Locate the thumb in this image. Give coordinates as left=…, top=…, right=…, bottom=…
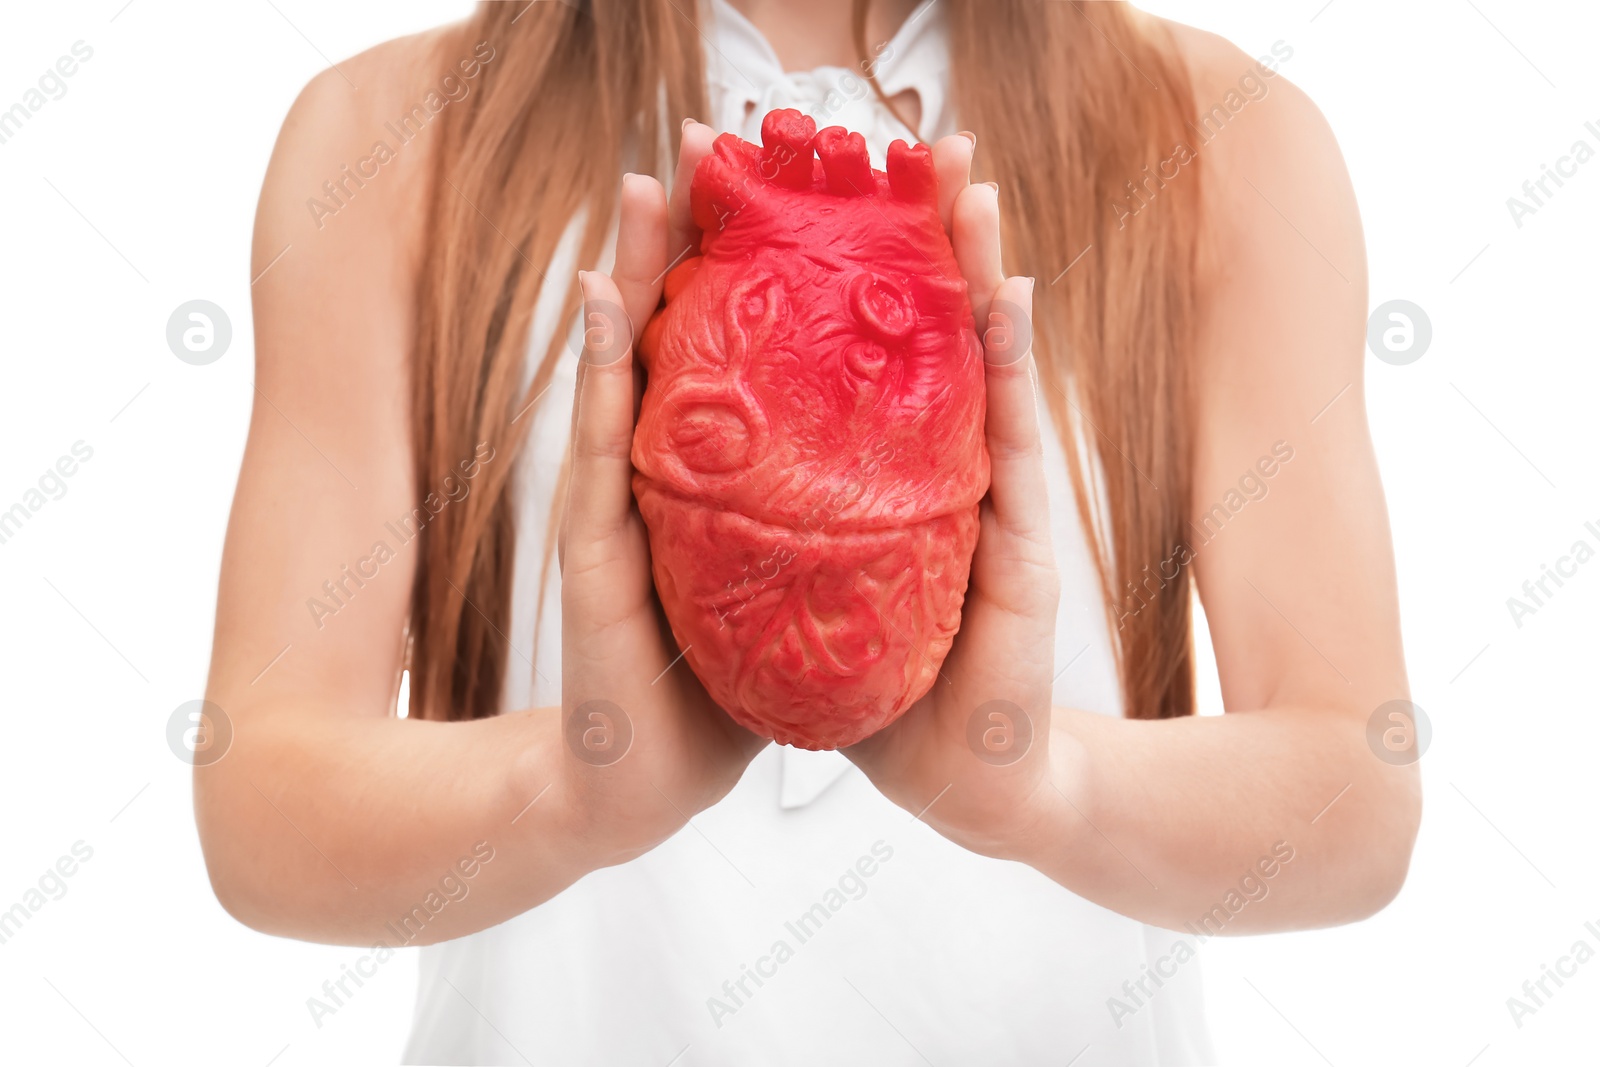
left=979, top=275, right=1051, bottom=550
left=560, top=269, right=637, bottom=569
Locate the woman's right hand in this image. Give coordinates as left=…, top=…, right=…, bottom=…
left=554, top=124, right=769, bottom=870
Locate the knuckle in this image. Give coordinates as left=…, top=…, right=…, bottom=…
left=989, top=434, right=1045, bottom=465
left=573, top=430, right=634, bottom=465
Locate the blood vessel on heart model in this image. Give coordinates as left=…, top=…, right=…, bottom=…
left=632, top=108, right=989, bottom=750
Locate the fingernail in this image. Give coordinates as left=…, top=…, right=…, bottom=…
left=682, top=116, right=697, bottom=131
left=1026, top=276, right=1037, bottom=296
left=983, top=181, right=999, bottom=195
left=958, top=130, right=977, bottom=148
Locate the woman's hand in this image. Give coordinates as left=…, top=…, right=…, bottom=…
left=843, top=134, right=1065, bottom=860
left=554, top=125, right=768, bottom=870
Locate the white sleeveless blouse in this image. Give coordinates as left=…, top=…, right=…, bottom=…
left=404, top=2, right=1213, bottom=1062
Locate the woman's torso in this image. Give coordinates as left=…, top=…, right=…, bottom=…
left=405, top=3, right=1212, bottom=1063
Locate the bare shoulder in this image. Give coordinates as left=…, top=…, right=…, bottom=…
left=246, top=22, right=500, bottom=478
left=1156, top=18, right=1367, bottom=377
left=249, top=22, right=501, bottom=404
left=1159, top=21, right=1339, bottom=177
left=253, top=23, right=488, bottom=283
left=1152, top=19, right=1363, bottom=287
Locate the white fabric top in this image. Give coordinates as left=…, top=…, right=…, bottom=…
left=403, top=2, right=1213, bottom=1063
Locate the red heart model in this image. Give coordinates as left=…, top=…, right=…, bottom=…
left=632, top=109, right=989, bottom=750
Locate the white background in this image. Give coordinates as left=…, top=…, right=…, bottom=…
left=0, top=2, right=1596, bottom=1064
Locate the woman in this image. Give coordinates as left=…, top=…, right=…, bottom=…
left=197, top=0, right=1420, bottom=1062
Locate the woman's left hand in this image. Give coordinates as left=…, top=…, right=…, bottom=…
left=843, top=134, right=1065, bottom=860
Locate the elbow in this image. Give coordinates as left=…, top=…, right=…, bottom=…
left=196, top=817, right=270, bottom=935
left=194, top=774, right=282, bottom=937
left=1350, top=764, right=1423, bottom=921
left=203, top=851, right=273, bottom=935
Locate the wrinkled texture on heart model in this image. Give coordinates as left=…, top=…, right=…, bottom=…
left=632, top=109, right=989, bottom=749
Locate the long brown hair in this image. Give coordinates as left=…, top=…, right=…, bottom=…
left=408, top=0, right=1199, bottom=723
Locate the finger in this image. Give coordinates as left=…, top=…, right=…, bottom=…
left=931, top=131, right=974, bottom=235
left=611, top=173, right=669, bottom=340
left=952, top=181, right=1004, bottom=324
left=564, top=270, right=638, bottom=548
left=980, top=275, right=1052, bottom=547
left=666, top=120, right=718, bottom=268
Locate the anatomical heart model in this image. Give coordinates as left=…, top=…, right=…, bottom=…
left=632, top=109, right=989, bottom=749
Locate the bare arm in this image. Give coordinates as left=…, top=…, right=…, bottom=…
left=1034, top=33, right=1418, bottom=932
left=196, top=36, right=758, bottom=946
left=847, top=32, right=1418, bottom=934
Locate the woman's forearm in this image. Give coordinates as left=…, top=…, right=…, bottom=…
left=195, top=706, right=586, bottom=947
left=1022, top=706, right=1421, bottom=934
